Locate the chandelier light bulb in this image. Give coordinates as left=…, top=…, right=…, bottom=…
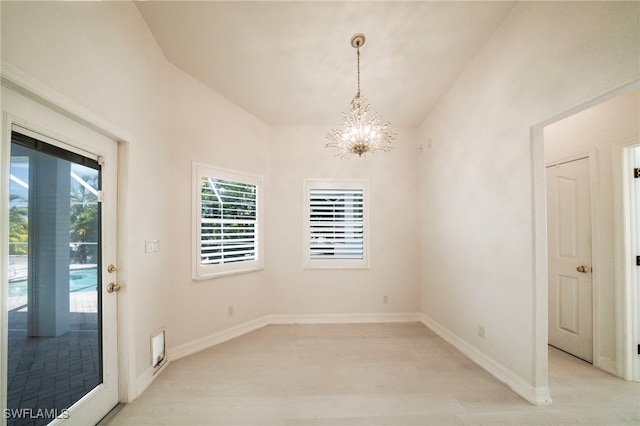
left=326, top=33, right=395, bottom=159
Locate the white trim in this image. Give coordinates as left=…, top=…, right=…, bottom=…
left=192, top=162, right=264, bottom=280
left=134, top=362, right=169, bottom=401
left=420, top=314, right=553, bottom=406
left=588, top=151, right=603, bottom=370
left=1, top=62, right=130, bottom=143
left=0, top=112, right=11, bottom=426
left=613, top=137, right=640, bottom=381
left=598, top=355, right=618, bottom=376
left=168, top=316, right=270, bottom=361
left=269, top=312, right=422, bottom=325
left=545, top=152, right=590, bottom=168
left=115, top=140, right=136, bottom=403
left=530, top=124, right=550, bottom=394
left=167, top=312, right=422, bottom=362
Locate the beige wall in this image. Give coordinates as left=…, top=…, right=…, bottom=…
left=267, top=125, right=421, bottom=316
left=544, top=89, right=640, bottom=370
left=1, top=0, right=420, bottom=397
left=165, top=63, right=272, bottom=350
left=2, top=0, right=639, bottom=406
left=418, top=0, right=639, bottom=400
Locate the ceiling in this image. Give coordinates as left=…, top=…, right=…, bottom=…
left=136, top=1, right=516, bottom=126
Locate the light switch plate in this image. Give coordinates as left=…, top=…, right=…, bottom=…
left=145, top=239, right=159, bottom=253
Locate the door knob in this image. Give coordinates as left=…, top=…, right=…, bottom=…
left=107, top=282, right=122, bottom=293
left=576, top=265, right=590, bottom=273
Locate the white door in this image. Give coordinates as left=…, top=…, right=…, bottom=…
left=547, top=157, right=593, bottom=362
left=3, top=87, right=119, bottom=425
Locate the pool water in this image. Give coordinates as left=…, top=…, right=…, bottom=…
left=8, top=267, right=97, bottom=298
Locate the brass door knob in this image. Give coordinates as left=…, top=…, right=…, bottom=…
left=107, top=282, right=122, bottom=293
left=576, top=265, right=590, bottom=273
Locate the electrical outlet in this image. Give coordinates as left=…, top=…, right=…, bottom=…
left=228, top=306, right=234, bottom=317
left=383, top=295, right=389, bottom=304
left=478, top=326, right=485, bottom=339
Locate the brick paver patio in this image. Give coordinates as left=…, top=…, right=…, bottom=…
left=6, top=292, right=100, bottom=426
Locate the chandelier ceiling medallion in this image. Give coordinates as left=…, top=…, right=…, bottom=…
left=326, top=33, right=396, bottom=159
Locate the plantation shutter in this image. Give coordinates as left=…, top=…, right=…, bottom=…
left=200, top=177, right=257, bottom=265
left=308, top=188, right=364, bottom=260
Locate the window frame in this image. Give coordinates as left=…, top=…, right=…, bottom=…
left=192, top=162, right=263, bottom=279
left=303, top=179, right=369, bottom=269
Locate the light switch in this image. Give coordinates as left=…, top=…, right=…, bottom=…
left=145, top=239, right=159, bottom=253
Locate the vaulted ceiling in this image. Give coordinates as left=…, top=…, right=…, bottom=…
left=136, top=1, right=516, bottom=126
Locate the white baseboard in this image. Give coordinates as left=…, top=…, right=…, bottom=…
left=133, top=366, right=154, bottom=399
left=268, top=312, right=422, bottom=325
left=597, top=355, right=617, bottom=376
left=167, top=312, right=421, bottom=363
left=168, top=316, right=270, bottom=362
left=134, top=358, right=169, bottom=398
left=419, top=313, right=552, bottom=406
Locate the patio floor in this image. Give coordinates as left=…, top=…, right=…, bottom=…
left=6, top=292, right=100, bottom=426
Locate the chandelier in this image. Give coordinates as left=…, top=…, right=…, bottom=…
left=326, top=33, right=395, bottom=158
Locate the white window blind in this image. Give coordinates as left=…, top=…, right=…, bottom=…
left=193, top=163, right=262, bottom=279
left=304, top=180, right=368, bottom=269
left=309, top=189, right=364, bottom=259
left=200, top=177, right=257, bottom=265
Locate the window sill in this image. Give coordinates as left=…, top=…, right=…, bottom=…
left=192, top=266, right=264, bottom=281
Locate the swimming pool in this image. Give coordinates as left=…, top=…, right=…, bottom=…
left=8, top=267, right=97, bottom=298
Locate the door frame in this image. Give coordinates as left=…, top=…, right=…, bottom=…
left=0, top=63, right=136, bottom=421
left=531, top=77, right=640, bottom=397
left=545, top=151, right=599, bottom=364
left=613, top=138, right=640, bottom=381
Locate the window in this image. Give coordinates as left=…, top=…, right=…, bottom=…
left=304, top=179, right=369, bottom=269
left=193, top=163, right=262, bottom=279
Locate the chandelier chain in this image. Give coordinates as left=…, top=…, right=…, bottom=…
left=356, top=46, right=361, bottom=97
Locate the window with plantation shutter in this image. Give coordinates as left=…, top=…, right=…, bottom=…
left=193, top=163, right=262, bottom=279
left=304, top=179, right=369, bottom=269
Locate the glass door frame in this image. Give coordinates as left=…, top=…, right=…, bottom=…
left=1, top=88, right=123, bottom=425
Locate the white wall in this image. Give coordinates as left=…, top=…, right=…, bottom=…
left=3, top=0, right=638, bottom=408
left=1, top=1, right=272, bottom=397
left=0, top=1, right=420, bottom=402
left=544, top=89, right=640, bottom=370
left=165, top=64, right=272, bottom=351
left=267, top=126, right=421, bottom=317
left=418, top=0, right=639, bottom=401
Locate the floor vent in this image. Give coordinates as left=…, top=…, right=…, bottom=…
left=151, top=329, right=166, bottom=373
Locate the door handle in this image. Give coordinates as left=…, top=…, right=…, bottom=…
left=107, top=282, right=122, bottom=293
left=576, top=265, right=590, bottom=273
